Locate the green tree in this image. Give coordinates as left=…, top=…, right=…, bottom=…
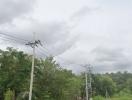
left=93, top=75, right=116, bottom=96
left=126, top=78, right=132, bottom=92
left=0, top=48, right=32, bottom=99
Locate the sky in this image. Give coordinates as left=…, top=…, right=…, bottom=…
left=0, top=0, right=132, bottom=73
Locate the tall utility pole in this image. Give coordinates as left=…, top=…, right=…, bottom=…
left=85, top=69, right=89, bottom=100
left=26, top=33, right=42, bottom=100
left=83, top=64, right=93, bottom=100
left=88, top=67, right=92, bottom=100
left=105, top=89, right=110, bottom=100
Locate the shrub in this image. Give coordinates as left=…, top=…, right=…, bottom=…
left=93, top=95, right=104, bottom=100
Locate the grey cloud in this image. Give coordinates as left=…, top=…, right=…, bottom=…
left=91, top=47, right=132, bottom=72
left=92, top=47, right=124, bottom=62
left=0, top=3, right=96, bottom=57
left=1, top=0, right=132, bottom=74
left=2, top=19, right=79, bottom=56
left=27, top=21, right=78, bottom=56
left=70, top=6, right=99, bottom=21
left=69, top=6, right=99, bottom=29
left=0, top=0, right=35, bottom=24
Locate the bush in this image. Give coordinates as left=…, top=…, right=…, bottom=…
left=93, top=95, right=104, bottom=100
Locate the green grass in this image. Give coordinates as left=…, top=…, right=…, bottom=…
left=111, top=98, right=132, bottom=100
left=111, top=92, right=132, bottom=100
left=111, top=96, right=132, bottom=100
left=93, top=96, right=105, bottom=100
left=93, top=95, right=132, bottom=100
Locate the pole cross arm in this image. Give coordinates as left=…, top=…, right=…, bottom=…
left=26, top=40, right=42, bottom=48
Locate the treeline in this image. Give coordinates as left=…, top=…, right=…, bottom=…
left=106, top=71, right=132, bottom=95
left=0, top=47, right=82, bottom=100
left=0, top=48, right=132, bottom=100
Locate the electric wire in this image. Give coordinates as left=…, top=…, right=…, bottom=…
left=38, top=45, right=79, bottom=66
left=0, top=33, right=27, bottom=44
left=0, top=32, right=80, bottom=67
left=0, top=33, right=48, bottom=59
left=0, top=36, right=26, bottom=44
left=0, top=32, right=28, bottom=42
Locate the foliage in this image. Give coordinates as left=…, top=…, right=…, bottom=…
left=0, top=48, right=32, bottom=100
left=4, top=89, right=14, bottom=100
left=80, top=73, right=116, bottom=98
left=0, top=48, right=81, bottom=100
left=106, top=71, right=132, bottom=94
left=0, top=47, right=132, bottom=100
left=93, top=75, right=116, bottom=96
left=93, top=95, right=104, bottom=100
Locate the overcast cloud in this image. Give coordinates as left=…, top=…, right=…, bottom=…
left=0, top=0, right=35, bottom=24
left=0, top=0, right=132, bottom=73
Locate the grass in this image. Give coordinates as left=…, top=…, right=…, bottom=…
left=111, top=95, right=132, bottom=100
left=93, top=95, right=132, bottom=100
left=111, top=97, right=132, bottom=100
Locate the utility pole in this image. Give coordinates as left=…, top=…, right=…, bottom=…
left=105, top=89, right=110, bottom=100
left=85, top=69, right=89, bottom=100
left=106, top=90, right=108, bottom=100
left=83, top=64, right=93, bottom=100
left=26, top=33, right=42, bottom=100
left=88, top=67, right=92, bottom=100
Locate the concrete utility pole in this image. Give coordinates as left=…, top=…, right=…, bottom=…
left=105, top=89, right=111, bottom=100
left=85, top=69, right=89, bottom=100
left=26, top=33, right=42, bottom=100
left=83, top=64, right=93, bottom=100
left=88, top=67, right=92, bottom=100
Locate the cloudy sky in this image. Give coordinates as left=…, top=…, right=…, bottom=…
left=0, top=0, right=132, bottom=73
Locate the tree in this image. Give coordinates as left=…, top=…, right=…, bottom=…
left=0, top=48, right=32, bottom=99
left=33, top=57, right=81, bottom=100
left=0, top=48, right=82, bottom=100
left=80, top=73, right=116, bottom=98
left=93, top=75, right=116, bottom=96
left=126, top=78, right=132, bottom=93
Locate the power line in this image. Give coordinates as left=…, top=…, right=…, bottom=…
left=40, top=47, right=77, bottom=66
left=0, top=32, right=28, bottom=45
left=36, top=48, right=49, bottom=57
left=0, top=33, right=49, bottom=59
left=0, top=37, right=14, bottom=43
left=0, top=32, right=28, bottom=42
left=38, top=45, right=80, bottom=66
left=0, top=32, right=80, bottom=68
left=0, top=36, right=26, bottom=44
left=0, top=32, right=80, bottom=66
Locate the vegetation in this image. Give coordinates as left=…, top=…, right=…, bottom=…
left=0, top=47, right=132, bottom=100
